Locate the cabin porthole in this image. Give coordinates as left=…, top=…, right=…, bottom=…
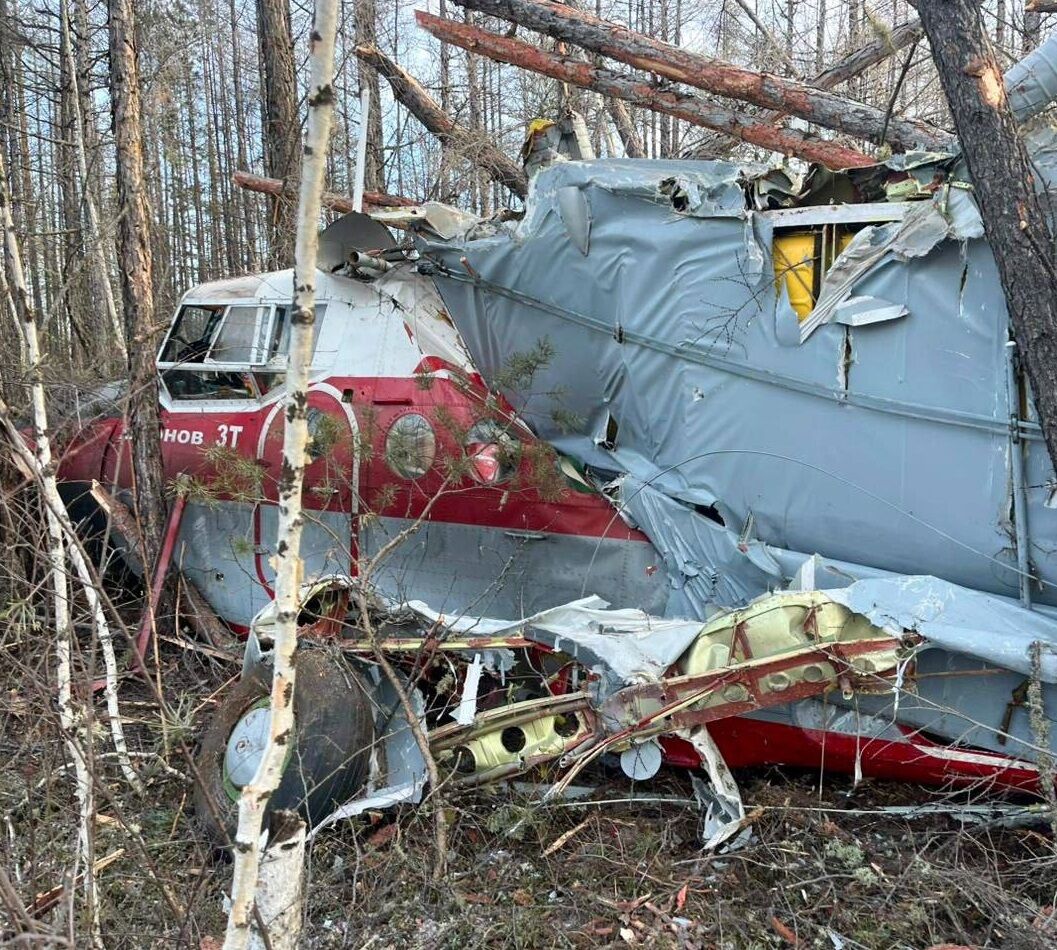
left=385, top=413, right=436, bottom=479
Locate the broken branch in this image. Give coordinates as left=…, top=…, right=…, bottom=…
left=812, top=17, right=923, bottom=90
left=444, top=0, right=954, bottom=152
left=354, top=43, right=529, bottom=198
left=415, top=13, right=876, bottom=169
left=232, top=169, right=414, bottom=211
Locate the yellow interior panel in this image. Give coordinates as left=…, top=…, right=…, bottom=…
left=773, top=232, right=817, bottom=320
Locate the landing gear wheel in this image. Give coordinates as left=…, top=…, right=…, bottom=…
left=194, top=649, right=375, bottom=845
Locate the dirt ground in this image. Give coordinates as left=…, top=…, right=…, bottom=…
left=3, top=621, right=1057, bottom=949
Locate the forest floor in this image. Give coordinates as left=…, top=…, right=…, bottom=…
left=4, top=610, right=1057, bottom=949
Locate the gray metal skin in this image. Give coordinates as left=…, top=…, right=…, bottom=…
left=1006, top=33, right=1057, bottom=124
left=361, top=515, right=669, bottom=620
left=417, top=157, right=1057, bottom=758
left=419, top=159, right=1052, bottom=608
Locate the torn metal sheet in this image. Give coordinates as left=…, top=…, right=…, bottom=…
left=799, top=190, right=981, bottom=341
left=681, top=727, right=748, bottom=851
left=615, top=475, right=785, bottom=617
left=405, top=594, right=705, bottom=682
left=374, top=267, right=475, bottom=371
left=418, top=156, right=1055, bottom=616
left=824, top=575, right=1057, bottom=683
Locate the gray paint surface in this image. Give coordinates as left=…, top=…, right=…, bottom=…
left=418, top=159, right=1055, bottom=612
left=361, top=515, right=670, bottom=620
left=177, top=500, right=353, bottom=628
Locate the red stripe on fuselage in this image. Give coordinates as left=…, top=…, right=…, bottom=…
left=57, top=375, right=649, bottom=544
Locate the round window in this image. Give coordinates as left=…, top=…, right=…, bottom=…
left=465, top=419, right=520, bottom=485
left=385, top=413, right=436, bottom=479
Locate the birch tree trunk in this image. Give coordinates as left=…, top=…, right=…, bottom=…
left=0, top=145, right=100, bottom=947
left=223, top=1, right=339, bottom=946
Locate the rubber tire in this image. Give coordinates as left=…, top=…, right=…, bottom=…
left=194, top=649, right=375, bottom=845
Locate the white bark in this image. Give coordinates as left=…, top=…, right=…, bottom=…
left=222, top=2, right=340, bottom=946
left=0, top=156, right=140, bottom=793
left=59, top=0, right=126, bottom=363
left=248, top=815, right=306, bottom=950
left=3, top=418, right=143, bottom=794
left=0, top=147, right=100, bottom=944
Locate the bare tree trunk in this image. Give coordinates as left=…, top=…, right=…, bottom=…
left=185, top=59, right=207, bottom=283
left=107, top=0, right=168, bottom=598
left=1024, top=8, right=1042, bottom=54
left=464, top=10, right=489, bottom=212
left=56, top=17, right=86, bottom=362
left=355, top=43, right=529, bottom=197
left=416, top=13, right=876, bottom=169
left=445, top=0, right=953, bottom=151
left=438, top=0, right=454, bottom=192
left=257, top=0, right=300, bottom=267
left=223, top=2, right=339, bottom=946
left=918, top=0, right=1057, bottom=475
left=608, top=97, right=646, bottom=157
left=815, top=0, right=826, bottom=73
left=61, top=0, right=126, bottom=363
left=354, top=0, right=385, bottom=192
left=0, top=145, right=100, bottom=947
left=229, top=0, right=260, bottom=271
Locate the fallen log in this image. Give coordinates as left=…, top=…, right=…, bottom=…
left=354, top=43, right=528, bottom=198
left=812, top=18, right=923, bottom=90
left=178, top=574, right=234, bottom=649
left=445, top=0, right=954, bottom=152
left=233, top=169, right=415, bottom=211
left=415, top=13, right=876, bottom=169
left=90, top=478, right=142, bottom=552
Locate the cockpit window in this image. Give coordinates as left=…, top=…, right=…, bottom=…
left=158, top=302, right=325, bottom=402
left=159, top=304, right=226, bottom=363
left=211, top=306, right=260, bottom=362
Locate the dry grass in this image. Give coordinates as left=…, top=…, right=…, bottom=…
left=1, top=472, right=1056, bottom=948
left=3, top=616, right=1057, bottom=949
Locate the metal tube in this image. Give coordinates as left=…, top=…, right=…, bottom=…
left=1005, top=341, right=1033, bottom=608
left=133, top=490, right=189, bottom=670
left=1005, top=33, right=1057, bottom=124
left=353, top=87, right=370, bottom=213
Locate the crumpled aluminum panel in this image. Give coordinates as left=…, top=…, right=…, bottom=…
left=418, top=158, right=1056, bottom=612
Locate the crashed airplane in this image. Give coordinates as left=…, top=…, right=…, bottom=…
left=54, top=35, right=1057, bottom=846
